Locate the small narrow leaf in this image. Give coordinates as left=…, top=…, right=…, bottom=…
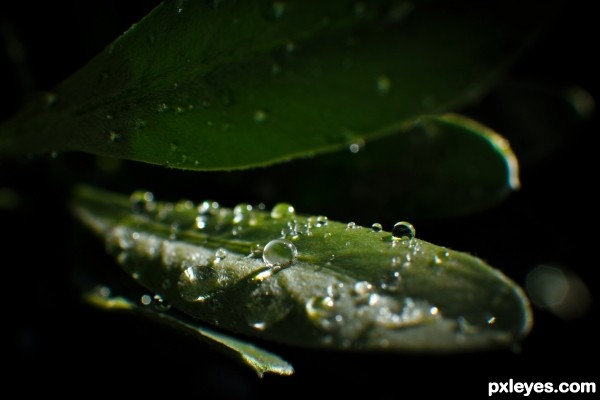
left=84, top=287, right=294, bottom=377
left=1, top=0, right=557, bottom=170
left=72, top=185, right=532, bottom=352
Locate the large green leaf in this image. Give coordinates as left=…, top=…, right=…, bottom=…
left=1, top=0, right=555, bottom=170
left=72, top=185, right=532, bottom=353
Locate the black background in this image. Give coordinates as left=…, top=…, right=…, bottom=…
left=2, top=1, right=597, bottom=397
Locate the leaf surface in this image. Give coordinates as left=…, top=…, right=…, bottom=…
left=1, top=0, right=555, bottom=170
left=72, top=185, right=532, bottom=352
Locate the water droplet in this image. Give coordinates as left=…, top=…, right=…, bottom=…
left=233, top=203, right=253, bottom=223
left=153, top=294, right=171, bottom=311
left=353, top=281, right=373, bottom=296
left=262, top=239, right=297, bottom=268
left=175, top=199, right=194, bottom=211
left=178, top=265, right=217, bottom=302
left=326, top=283, right=344, bottom=300
left=285, top=41, right=295, bottom=53
left=130, top=190, right=155, bottom=213
left=157, top=103, right=168, bottom=112
left=140, top=294, right=152, bottom=306
left=272, top=1, right=286, bottom=19
left=315, top=216, right=328, bottom=227
left=252, top=268, right=276, bottom=282
left=198, top=200, right=220, bottom=215
left=346, top=221, right=359, bottom=229
left=252, top=321, right=267, bottom=331
left=195, top=216, right=207, bottom=229
left=93, top=286, right=111, bottom=298
left=250, top=243, right=264, bottom=257
left=392, top=221, right=415, bottom=240
left=254, top=109, right=267, bottom=122
left=305, top=296, right=335, bottom=320
left=433, top=255, right=443, bottom=265
left=215, top=248, right=227, bottom=260
left=486, top=315, right=496, bottom=325
left=270, top=203, right=295, bottom=219
left=108, top=131, right=121, bottom=143
left=349, top=143, right=360, bottom=153
left=376, top=75, right=391, bottom=94
left=105, top=114, right=113, bottom=120
left=371, top=223, right=382, bottom=232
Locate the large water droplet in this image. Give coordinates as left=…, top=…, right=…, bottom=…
left=178, top=265, right=217, bottom=302
left=392, top=221, right=415, bottom=240
left=270, top=203, right=295, bottom=219
left=262, top=239, right=297, bottom=267
left=371, top=223, right=382, bottom=232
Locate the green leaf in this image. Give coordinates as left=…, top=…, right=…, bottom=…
left=1, top=0, right=556, bottom=170
left=242, top=113, right=520, bottom=220
left=72, top=185, right=532, bottom=353
left=84, top=287, right=294, bottom=377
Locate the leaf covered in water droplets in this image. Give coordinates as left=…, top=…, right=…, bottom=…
left=0, top=0, right=558, bottom=170
left=72, top=185, right=532, bottom=361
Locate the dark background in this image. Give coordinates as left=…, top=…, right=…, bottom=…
left=1, top=1, right=597, bottom=397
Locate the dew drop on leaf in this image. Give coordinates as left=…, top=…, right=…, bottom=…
left=233, top=203, right=253, bottom=223
left=371, top=223, right=382, bottom=232
left=392, top=221, right=415, bottom=240
left=140, top=294, right=152, bottom=306
left=270, top=203, right=295, bottom=219
left=262, top=239, right=297, bottom=267
left=153, top=294, right=171, bottom=311
left=130, top=190, right=154, bottom=213
left=178, top=265, right=217, bottom=302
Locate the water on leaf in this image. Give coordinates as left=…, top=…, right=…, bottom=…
left=270, top=203, right=295, bottom=219
left=233, top=203, right=253, bottom=223
left=153, top=294, right=171, bottom=311
left=198, top=200, right=219, bottom=215
left=140, top=294, right=152, bottom=306
left=262, top=239, right=297, bottom=267
left=130, top=190, right=154, bottom=213
left=178, top=265, right=218, bottom=302
left=392, top=221, right=415, bottom=240
left=371, top=223, right=383, bottom=232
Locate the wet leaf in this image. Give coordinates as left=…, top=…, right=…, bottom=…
left=1, top=0, right=557, bottom=170
left=72, top=185, right=532, bottom=354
